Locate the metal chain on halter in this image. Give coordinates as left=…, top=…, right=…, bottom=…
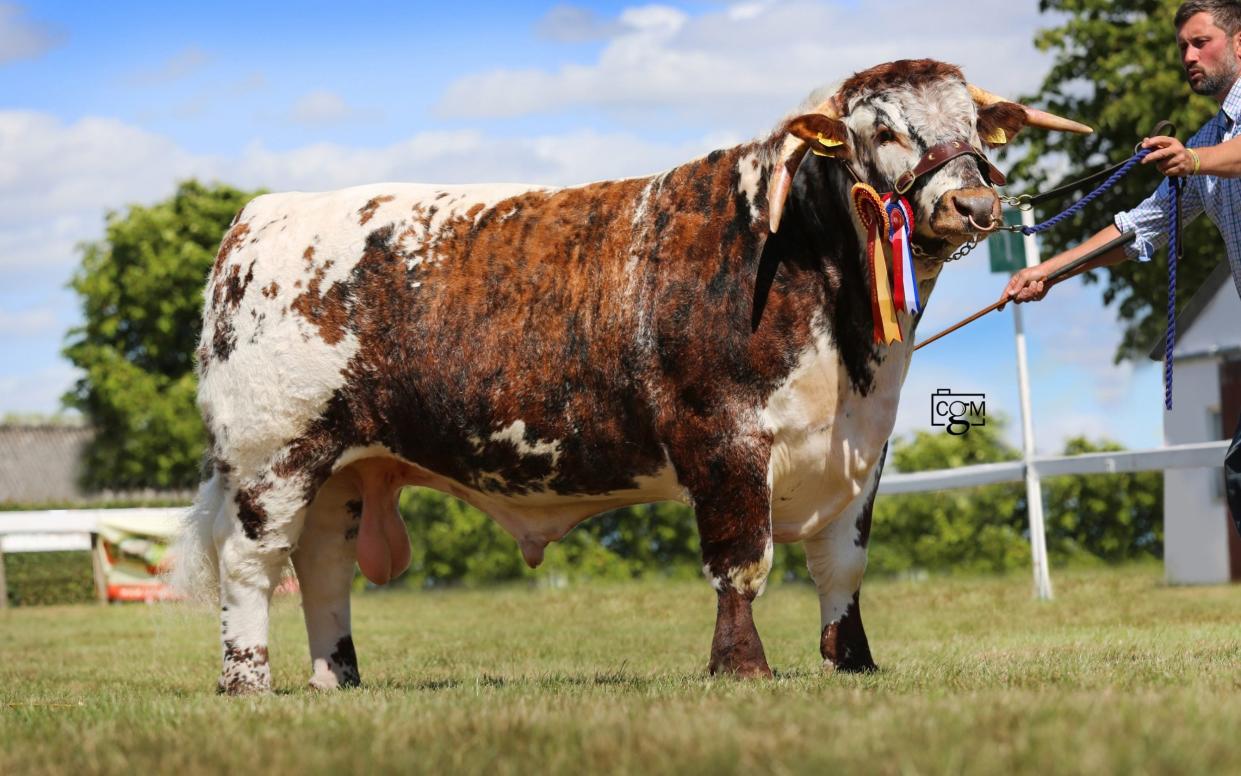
left=988, top=148, right=1154, bottom=236
left=911, top=239, right=979, bottom=263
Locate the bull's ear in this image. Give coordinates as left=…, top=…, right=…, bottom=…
left=785, top=113, right=850, bottom=157
left=768, top=113, right=849, bottom=233
left=976, top=101, right=1027, bottom=148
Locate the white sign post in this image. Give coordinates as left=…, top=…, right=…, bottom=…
left=1017, top=210, right=1053, bottom=599
left=993, top=209, right=1054, bottom=600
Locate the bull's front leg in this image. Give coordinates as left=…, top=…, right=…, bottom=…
left=681, top=442, right=775, bottom=679
left=292, top=473, right=363, bottom=690
left=804, top=456, right=883, bottom=673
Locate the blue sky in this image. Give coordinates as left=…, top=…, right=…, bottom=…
left=0, top=0, right=1170, bottom=453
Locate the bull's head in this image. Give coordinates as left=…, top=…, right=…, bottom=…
left=767, top=60, right=1090, bottom=258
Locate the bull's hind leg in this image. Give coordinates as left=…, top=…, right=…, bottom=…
left=215, top=473, right=310, bottom=694
left=804, top=457, right=884, bottom=673
left=292, top=472, right=363, bottom=690
left=679, top=442, right=775, bottom=679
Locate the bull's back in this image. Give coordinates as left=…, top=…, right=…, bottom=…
left=198, top=178, right=670, bottom=496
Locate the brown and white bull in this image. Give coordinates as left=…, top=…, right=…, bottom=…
left=175, top=59, right=1088, bottom=693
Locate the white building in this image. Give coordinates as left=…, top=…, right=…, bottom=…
left=1159, top=261, right=1241, bottom=584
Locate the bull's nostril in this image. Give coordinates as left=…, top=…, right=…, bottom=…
left=954, top=194, right=997, bottom=226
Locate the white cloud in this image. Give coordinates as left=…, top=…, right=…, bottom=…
left=0, top=3, right=60, bottom=65
left=215, top=128, right=725, bottom=192
left=726, top=1, right=777, bottom=22
left=0, top=0, right=1133, bottom=437
left=167, top=71, right=268, bottom=120
left=126, top=45, right=211, bottom=86
left=0, top=111, right=200, bottom=270
left=537, top=5, right=622, bottom=42
left=0, top=362, right=80, bottom=415
left=287, top=89, right=376, bottom=126
left=0, top=306, right=56, bottom=335
left=437, top=0, right=1052, bottom=130
left=0, top=111, right=196, bottom=217
left=0, top=105, right=728, bottom=269
left=1036, top=410, right=1116, bottom=449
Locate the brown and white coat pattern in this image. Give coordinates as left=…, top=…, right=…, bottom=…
left=177, top=59, right=1044, bottom=692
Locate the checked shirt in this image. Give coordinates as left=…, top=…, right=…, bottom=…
left=1114, top=77, right=1241, bottom=299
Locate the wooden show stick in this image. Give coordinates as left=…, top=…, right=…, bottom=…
left=913, top=231, right=1137, bottom=352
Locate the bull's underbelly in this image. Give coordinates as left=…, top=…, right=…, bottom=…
left=329, top=445, right=685, bottom=573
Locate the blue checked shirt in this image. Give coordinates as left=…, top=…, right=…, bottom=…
left=1114, top=78, right=1241, bottom=298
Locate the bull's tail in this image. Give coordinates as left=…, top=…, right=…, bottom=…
left=167, top=469, right=226, bottom=603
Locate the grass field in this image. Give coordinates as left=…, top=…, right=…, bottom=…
left=2, top=563, right=1239, bottom=775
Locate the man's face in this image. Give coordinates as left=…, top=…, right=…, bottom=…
left=1178, top=11, right=1241, bottom=98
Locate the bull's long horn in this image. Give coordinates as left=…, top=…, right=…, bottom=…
left=967, top=84, right=1093, bottom=134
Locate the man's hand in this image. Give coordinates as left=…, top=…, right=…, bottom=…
left=998, top=265, right=1051, bottom=309
left=1141, top=135, right=1197, bottom=176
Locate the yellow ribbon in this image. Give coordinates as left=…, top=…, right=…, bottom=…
left=850, top=183, right=902, bottom=345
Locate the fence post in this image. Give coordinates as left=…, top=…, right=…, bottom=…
left=1017, top=209, right=1054, bottom=600
left=0, top=543, right=7, bottom=609
left=90, top=533, right=108, bottom=604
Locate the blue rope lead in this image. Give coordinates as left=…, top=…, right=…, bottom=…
left=1166, top=176, right=1182, bottom=411
left=1019, top=149, right=1152, bottom=236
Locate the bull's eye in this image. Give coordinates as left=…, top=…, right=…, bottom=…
left=875, top=126, right=898, bottom=145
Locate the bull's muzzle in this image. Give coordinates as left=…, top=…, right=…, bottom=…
left=935, top=187, right=1002, bottom=235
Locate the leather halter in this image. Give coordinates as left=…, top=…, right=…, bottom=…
left=894, top=139, right=1006, bottom=194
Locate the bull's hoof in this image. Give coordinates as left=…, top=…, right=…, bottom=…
left=821, top=657, right=878, bottom=674
left=709, top=642, right=774, bottom=678
left=710, top=658, right=775, bottom=679
left=308, top=665, right=361, bottom=691
left=217, top=647, right=273, bottom=696
left=216, top=674, right=272, bottom=695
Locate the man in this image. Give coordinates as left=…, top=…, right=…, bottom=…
left=1001, top=0, right=1241, bottom=538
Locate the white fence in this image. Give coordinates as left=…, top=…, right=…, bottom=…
left=0, top=507, right=183, bottom=607
left=879, top=439, right=1228, bottom=492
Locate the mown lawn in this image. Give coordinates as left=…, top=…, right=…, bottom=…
left=1, top=564, right=1239, bottom=775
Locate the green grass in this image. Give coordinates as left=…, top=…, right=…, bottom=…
left=2, top=564, right=1239, bottom=774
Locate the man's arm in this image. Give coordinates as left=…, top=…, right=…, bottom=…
left=999, top=139, right=1207, bottom=307
left=1143, top=134, right=1241, bottom=177
left=998, top=223, right=1130, bottom=305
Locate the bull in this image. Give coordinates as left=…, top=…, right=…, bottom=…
left=174, top=59, right=1088, bottom=693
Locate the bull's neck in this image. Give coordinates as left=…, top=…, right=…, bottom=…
left=794, top=154, right=944, bottom=307
left=763, top=147, right=938, bottom=394
left=644, top=139, right=784, bottom=247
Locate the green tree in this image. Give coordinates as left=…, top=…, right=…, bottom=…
left=1044, top=437, right=1163, bottom=561
left=1008, top=0, right=1220, bottom=361
left=63, top=180, right=261, bottom=490
left=871, top=417, right=1030, bottom=575
left=871, top=417, right=1164, bottom=575
left=396, top=488, right=706, bottom=587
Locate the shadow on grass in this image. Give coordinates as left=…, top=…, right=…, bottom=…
left=358, top=662, right=877, bottom=694
left=363, top=666, right=683, bottom=694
